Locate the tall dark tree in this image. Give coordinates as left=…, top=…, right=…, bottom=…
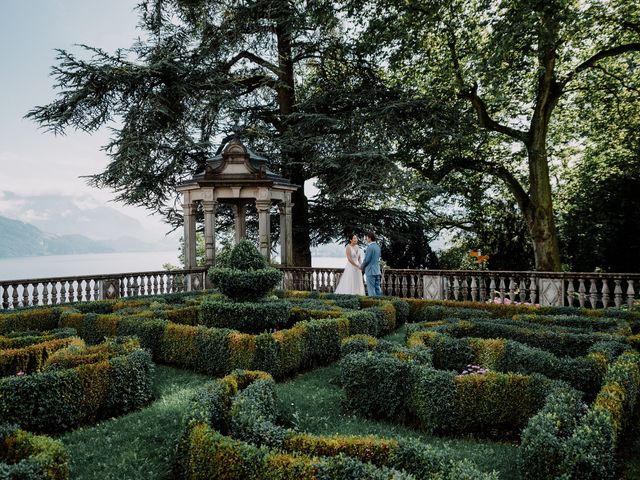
left=28, top=0, right=412, bottom=266
left=347, top=0, right=640, bottom=271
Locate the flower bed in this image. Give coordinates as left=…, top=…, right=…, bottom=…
left=0, top=424, right=69, bottom=480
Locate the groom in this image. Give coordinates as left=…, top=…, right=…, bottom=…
left=361, top=232, right=382, bottom=296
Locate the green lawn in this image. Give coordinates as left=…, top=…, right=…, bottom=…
left=61, top=366, right=209, bottom=480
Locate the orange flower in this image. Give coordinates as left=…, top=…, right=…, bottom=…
left=469, top=250, right=479, bottom=257
left=476, top=255, right=490, bottom=263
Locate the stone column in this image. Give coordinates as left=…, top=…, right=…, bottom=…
left=256, top=200, right=271, bottom=261
left=279, top=202, right=294, bottom=266
left=203, top=200, right=217, bottom=267
left=182, top=201, right=197, bottom=269
left=233, top=202, right=247, bottom=244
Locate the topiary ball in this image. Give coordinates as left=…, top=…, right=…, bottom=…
left=227, top=240, right=267, bottom=270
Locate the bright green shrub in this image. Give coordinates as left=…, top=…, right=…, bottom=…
left=0, top=308, right=61, bottom=335
left=0, top=424, right=69, bottom=480
left=199, top=299, right=292, bottom=333
left=341, top=335, right=378, bottom=356
left=209, top=267, right=283, bottom=302
left=73, top=300, right=114, bottom=314
left=343, top=310, right=380, bottom=336
left=341, top=352, right=413, bottom=420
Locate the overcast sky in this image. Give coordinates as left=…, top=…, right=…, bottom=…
left=0, top=1, right=170, bottom=235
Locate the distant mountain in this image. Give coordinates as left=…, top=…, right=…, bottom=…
left=0, top=216, right=115, bottom=258
left=0, top=191, right=151, bottom=241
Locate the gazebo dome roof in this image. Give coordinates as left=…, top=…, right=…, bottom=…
left=182, top=135, right=298, bottom=190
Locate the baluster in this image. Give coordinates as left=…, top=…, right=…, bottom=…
left=489, top=277, right=496, bottom=303
left=601, top=280, right=610, bottom=309
left=589, top=279, right=598, bottom=309
left=60, top=281, right=67, bottom=304
left=529, top=277, right=537, bottom=305
left=566, top=280, right=575, bottom=307
left=508, top=277, right=517, bottom=303
left=614, top=279, right=623, bottom=308
left=410, top=275, right=416, bottom=298
left=518, top=279, right=526, bottom=303
left=470, top=277, right=478, bottom=302
left=160, top=274, right=167, bottom=294
left=577, top=279, right=586, bottom=308
left=401, top=275, right=408, bottom=297
left=85, top=280, right=91, bottom=301
left=2, top=286, right=8, bottom=309
left=627, top=280, right=635, bottom=309
left=498, top=277, right=506, bottom=304
left=453, top=276, right=460, bottom=301
left=92, top=279, right=99, bottom=301
left=12, top=284, right=19, bottom=308
left=51, top=282, right=58, bottom=305
left=126, top=276, right=133, bottom=297
left=150, top=275, right=156, bottom=295
left=41, top=282, right=49, bottom=305
left=70, top=281, right=78, bottom=303
left=461, top=276, right=469, bottom=300
left=22, top=283, right=29, bottom=307
left=32, top=282, right=40, bottom=306
left=479, top=276, right=487, bottom=301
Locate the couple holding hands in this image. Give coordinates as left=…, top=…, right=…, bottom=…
left=334, top=232, right=382, bottom=297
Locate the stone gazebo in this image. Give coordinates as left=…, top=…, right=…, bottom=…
left=177, top=135, right=299, bottom=269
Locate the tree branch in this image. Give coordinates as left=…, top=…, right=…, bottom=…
left=226, top=50, right=279, bottom=76
left=461, top=83, right=529, bottom=143
left=561, top=43, right=640, bottom=86
left=235, top=74, right=279, bottom=95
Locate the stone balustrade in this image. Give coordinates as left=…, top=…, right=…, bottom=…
left=0, top=268, right=208, bottom=310
left=1, top=266, right=638, bottom=310
left=279, top=267, right=640, bottom=309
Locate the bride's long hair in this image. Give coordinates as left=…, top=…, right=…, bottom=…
left=346, top=233, right=357, bottom=246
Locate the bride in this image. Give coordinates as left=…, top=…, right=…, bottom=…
left=334, top=234, right=366, bottom=295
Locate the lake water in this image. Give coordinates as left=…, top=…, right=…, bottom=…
left=0, top=251, right=346, bottom=281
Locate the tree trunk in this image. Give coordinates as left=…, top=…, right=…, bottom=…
left=525, top=144, right=561, bottom=271
left=276, top=16, right=312, bottom=266
left=291, top=170, right=312, bottom=266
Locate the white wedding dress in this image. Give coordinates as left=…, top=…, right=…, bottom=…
left=334, top=245, right=366, bottom=295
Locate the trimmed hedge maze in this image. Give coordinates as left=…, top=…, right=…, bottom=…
left=177, top=370, right=496, bottom=480
left=339, top=299, right=640, bottom=479
left=1, top=266, right=640, bottom=479
left=0, top=336, right=154, bottom=433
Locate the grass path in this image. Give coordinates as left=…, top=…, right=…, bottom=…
left=61, top=366, right=209, bottom=480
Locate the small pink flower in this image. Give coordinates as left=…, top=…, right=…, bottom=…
left=16, top=371, right=25, bottom=376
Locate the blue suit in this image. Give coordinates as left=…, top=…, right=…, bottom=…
left=361, top=242, right=382, bottom=296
